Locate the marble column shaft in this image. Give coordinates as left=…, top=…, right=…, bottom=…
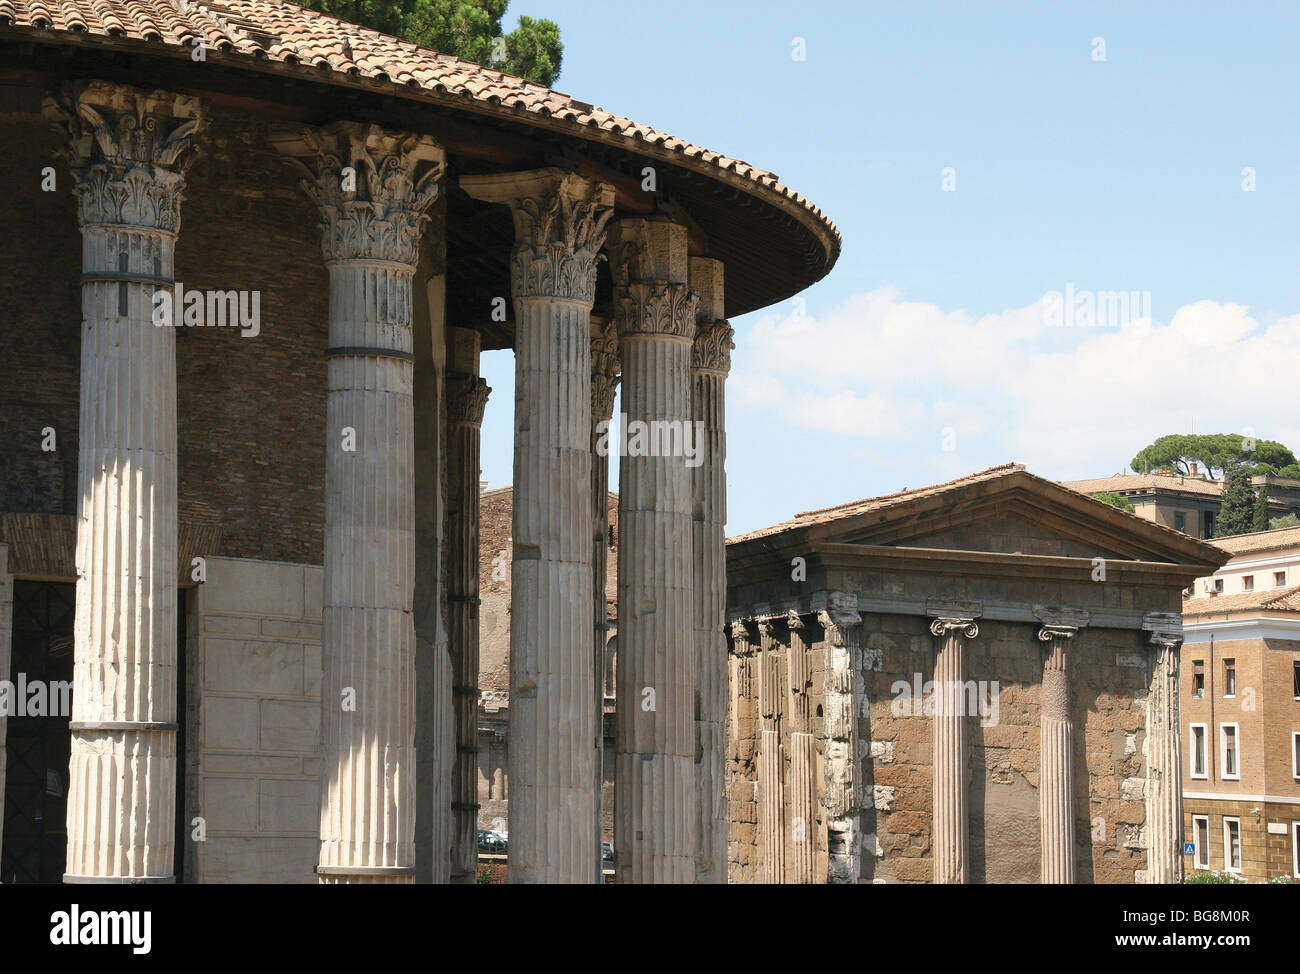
left=447, top=370, right=489, bottom=882
left=462, top=170, right=613, bottom=883
left=1145, top=627, right=1184, bottom=884
left=281, top=123, right=443, bottom=883
left=47, top=82, right=205, bottom=883
left=689, top=257, right=731, bottom=884
left=929, top=616, right=978, bottom=884
left=611, top=218, right=699, bottom=883
left=590, top=318, right=619, bottom=882
left=757, top=620, right=784, bottom=883
left=786, top=612, right=815, bottom=884
left=1038, top=625, right=1078, bottom=884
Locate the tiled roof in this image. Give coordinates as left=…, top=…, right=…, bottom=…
left=1063, top=474, right=1223, bottom=498
left=1183, top=583, right=1300, bottom=616
left=727, top=463, right=1026, bottom=544
left=0, top=0, right=838, bottom=250
left=1211, top=525, right=1300, bottom=555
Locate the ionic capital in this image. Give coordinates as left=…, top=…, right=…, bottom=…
left=44, top=81, right=207, bottom=233
left=448, top=376, right=490, bottom=426
left=273, top=123, right=444, bottom=267
left=930, top=617, right=979, bottom=640
left=692, top=318, right=735, bottom=375
left=1036, top=625, right=1078, bottom=644
left=815, top=591, right=862, bottom=644
left=461, top=168, right=614, bottom=305
left=1143, top=611, right=1183, bottom=651
left=786, top=609, right=806, bottom=631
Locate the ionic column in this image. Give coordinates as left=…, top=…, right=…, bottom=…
left=610, top=218, right=699, bottom=884
left=928, top=614, right=979, bottom=884
left=1038, top=623, right=1079, bottom=884
left=447, top=339, right=490, bottom=883
left=278, top=123, right=444, bottom=883
left=817, top=592, right=863, bottom=883
left=1144, top=613, right=1185, bottom=884
left=786, top=611, right=816, bottom=884
left=590, top=316, right=619, bottom=883
left=462, top=170, right=614, bottom=883
left=46, top=82, right=205, bottom=883
left=689, top=258, right=732, bottom=884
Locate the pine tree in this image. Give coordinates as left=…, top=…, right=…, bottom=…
left=1252, top=485, right=1271, bottom=532
left=1215, top=464, right=1257, bottom=537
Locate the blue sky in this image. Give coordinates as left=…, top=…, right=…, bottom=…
left=478, top=0, right=1300, bottom=535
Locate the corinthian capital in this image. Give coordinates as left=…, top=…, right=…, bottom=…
left=591, top=318, right=620, bottom=421
left=272, top=123, right=444, bottom=266
left=448, top=376, right=491, bottom=426
left=615, top=282, right=699, bottom=340
left=692, top=318, right=735, bottom=374
left=460, top=168, right=614, bottom=305
left=44, top=81, right=207, bottom=232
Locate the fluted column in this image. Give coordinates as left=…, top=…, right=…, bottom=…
left=277, top=123, right=443, bottom=883
left=1144, top=615, right=1184, bottom=884
left=689, top=258, right=732, bottom=883
left=447, top=364, right=490, bottom=883
left=45, top=82, right=205, bottom=883
left=786, top=611, right=815, bottom=884
left=817, top=592, right=863, bottom=883
left=928, top=615, right=978, bottom=884
left=590, top=317, right=619, bottom=882
left=757, top=620, right=785, bottom=883
left=1038, top=623, right=1079, bottom=884
left=610, top=218, right=699, bottom=884
left=462, top=169, right=614, bottom=883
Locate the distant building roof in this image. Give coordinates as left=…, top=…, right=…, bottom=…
left=1183, top=583, right=1300, bottom=616
left=1208, top=524, right=1300, bottom=556
left=1063, top=474, right=1223, bottom=498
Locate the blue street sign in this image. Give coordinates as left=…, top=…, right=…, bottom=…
left=1183, top=842, right=1195, bottom=854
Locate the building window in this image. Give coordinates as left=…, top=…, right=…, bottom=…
left=1223, top=658, right=1236, bottom=697
left=1190, top=723, right=1208, bottom=778
left=1214, top=578, right=1225, bottom=593
left=1205, top=510, right=1216, bottom=536
left=1293, top=731, right=1300, bottom=780
left=1293, top=822, right=1300, bottom=879
left=1276, top=571, right=1287, bottom=587
left=1193, top=815, right=1210, bottom=869
left=1243, top=575, right=1255, bottom=592
left=1221, top=723, right=1240, bottom=780
left=1175, top=511, right=1186, bottom=533
left=1223, top=818, right=1242, bottom=873
left=1192, top=661, right=1205, bottom=699
left=1293, top=660, right=1300, bottom=699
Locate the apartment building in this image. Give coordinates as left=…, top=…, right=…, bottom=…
left=1181, top=525, right=1300, bottom=880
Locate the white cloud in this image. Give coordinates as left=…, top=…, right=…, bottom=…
left=735, top=288, right=1300, bottom=479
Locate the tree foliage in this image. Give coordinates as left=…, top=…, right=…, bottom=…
left=1090, top=492, right=1135, bottom=513
left=1252, top=486, right=1271, bottom=532
left=294, top=0, right=563, bottom=86
left=1129, top=433, right=1300, bottom=480
left=1215, top=464, right=1258, bottom=537
left=1270, top=513, right=1300, bottom=530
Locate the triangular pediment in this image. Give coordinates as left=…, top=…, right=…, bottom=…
left=733, top=465, right=1227, bottom=570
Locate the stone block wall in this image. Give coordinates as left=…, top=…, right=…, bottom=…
left=728, top=610, right=1153, bottom=883
left=0, top=543, right=11, bottom=860
left=187, top=556, right=323, bottom=883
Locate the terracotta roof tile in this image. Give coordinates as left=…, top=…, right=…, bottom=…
left=0, top=0, right=838, bottom=252
left=727, top=463, right=1026, bottom=544
left=1063, top=474, right=1223, bottom=497
left=1211, top=524, right=1300, bottom=555
left=1183, top=583, right=1300, bottom=615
